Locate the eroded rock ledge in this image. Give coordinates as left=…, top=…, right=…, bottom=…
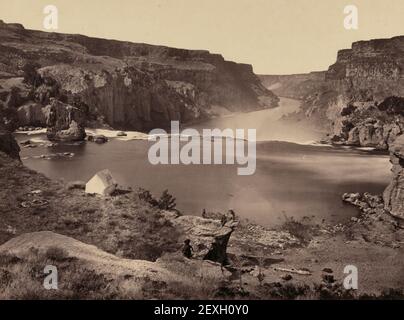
left=383, top=135, right=404, bottom=219
left=0, top=20, right=278, bottom=133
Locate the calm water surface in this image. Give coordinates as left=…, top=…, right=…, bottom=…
left=17, top=98, right=391, bottom=226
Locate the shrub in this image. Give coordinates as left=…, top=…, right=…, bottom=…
left=0, top=252, right=21, bottom=266
left=22, top=62, right=43, bottom=87
left=158, top=190, right=176, bottom=211
left=137, top=188, right=158, bottom=207
left=279, top=216, right=316, bottom=245
left=45, top=246, right=69, bottom=262
left=68, top=269, right=114, bottom=299
left=378, top=96, right=404, bottom=116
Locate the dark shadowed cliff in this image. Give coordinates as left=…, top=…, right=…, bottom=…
left=0, top=20, right=278, bottom=134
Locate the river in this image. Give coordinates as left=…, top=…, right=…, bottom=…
left=16, top=98, right=391, bottom=226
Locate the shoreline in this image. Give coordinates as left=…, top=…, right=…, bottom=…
left=0, top=143, right=403, bottom=298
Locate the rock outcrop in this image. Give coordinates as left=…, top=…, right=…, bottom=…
left=0, top=20, right=278, bottom=132
left=383, top=135, right=404, bottom=219
left=165, top=213, right=238, bottom=265
left=0, top=130, right=20, bottom=159
left=45, top=99, right=86, bottom=141
left=342, top=135, right=404, bottom=220
left=331, top=97, right=404, bottom=149
left=269, top=36, right=404, bottom=148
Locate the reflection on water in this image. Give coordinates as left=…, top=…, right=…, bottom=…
left=16, top=98, right=392, bottom=226
left=191, top=97, right=323, bottom=143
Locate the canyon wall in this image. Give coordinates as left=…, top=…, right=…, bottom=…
left=259, top=72, right=326, bottom=100
left=383, top=135, right=404, bottom=219
left=0, top=20, right=278, bottom=134
left=262, top=36, right=404, bottom=149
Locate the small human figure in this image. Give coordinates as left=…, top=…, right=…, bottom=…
left=202, top=209, right=207, bottom=218
left=228, top=209, right=236, bottom=221
left=182, top=239, right=193, bottom=259
left=221, top=214, right=227, bottom=226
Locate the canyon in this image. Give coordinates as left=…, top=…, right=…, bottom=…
left=260, top=36, right=404, bottom=150
left=0, top=19, right=403, bottom=299
left=0, top=20, right=278, bottom=140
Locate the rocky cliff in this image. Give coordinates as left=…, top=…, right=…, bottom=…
left=272, top=36, right=404, bottom=149
left=259, top=72, right=326, bottom=100
left=383, top=135, right=404, bottom=219
left=0, top=20, right=278, bottom=134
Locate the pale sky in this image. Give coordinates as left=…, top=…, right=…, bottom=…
left=1, top=0, right=404, bottom=74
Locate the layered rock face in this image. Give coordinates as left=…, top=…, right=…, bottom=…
left=383, top=135, right=404, bottom=219
left=326, top=37, right=404, bottom=97
left=271, top=36, right=404, bottom=148
left=0, top=21, right=278, bottom=132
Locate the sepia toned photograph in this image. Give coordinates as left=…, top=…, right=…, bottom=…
left=0, top=0, right=403, bottom=306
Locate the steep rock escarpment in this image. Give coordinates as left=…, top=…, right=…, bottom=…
left=271, top=36, right=404, bottom=149
left=383, top=135, right=404, bottom=219
left=0, top=20, right=278, bottom=133
left=342, top=134, right=404, bottom=222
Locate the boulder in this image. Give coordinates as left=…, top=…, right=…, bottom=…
left=93, top=135, right=108, bottom=144
left=20, top=139, right=32, bottom=146
left=168, top=215, right=238, bottom=265
left=358, top=123, right=385, bottom=148
left=87, top=134, right=108, bottom=144
left=47, top=120, right=86, bottom=142
left=85, top=169, right=117, bottom=196
left=45, top=99, right=86, bottom=142
left=383, top=135, right=404, bottom=219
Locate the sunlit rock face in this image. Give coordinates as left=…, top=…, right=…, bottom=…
left=0, top=21, right=278, bottom=132
left=262, top=36, right=404, bottom=148
left=383, top=135, right=404, bottom=219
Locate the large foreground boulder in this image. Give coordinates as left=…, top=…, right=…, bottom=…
left=168, top=215, right=238, bottom=265
left=383, top=135, right=404, bottom=219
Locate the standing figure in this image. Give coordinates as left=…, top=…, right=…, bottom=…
left=182, top=239, right=193, bottom=259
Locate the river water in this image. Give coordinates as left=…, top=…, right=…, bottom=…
left=16, top=98, right=391, bottom=226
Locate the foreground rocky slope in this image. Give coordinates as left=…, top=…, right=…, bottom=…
left=0, top=132, right=403, bottom=299
left=262, top=37, right=404, bottom=149
left=0, top=20, right=278, bottom=136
